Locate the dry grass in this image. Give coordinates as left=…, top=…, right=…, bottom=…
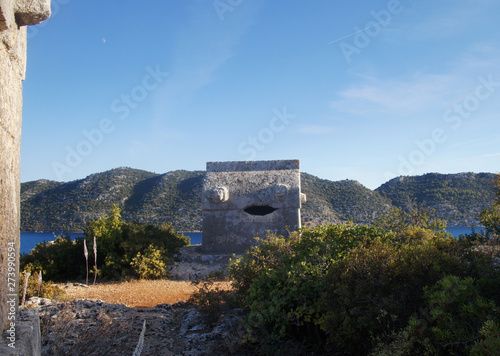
left=60, top=279, right=232, bottom=308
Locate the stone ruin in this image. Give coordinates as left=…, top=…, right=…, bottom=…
left=201, top=159, right=306, bottom=254
left=1, top=0, right=51, bottom=354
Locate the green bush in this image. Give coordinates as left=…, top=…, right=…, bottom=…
left=84, top=205, right=189, bottom=279
left=478, top=173, right=500, bottom=237
left=188, top=271, right=237, bottom=323
left=320, top=227, right=467, bottom=354
left=20, top=234, right=87, bottom=281
left=228, top=223, right=387, bottom=353
left=471, top=320, right=500, bottom=355
left=480, top=205, right=500, bottom=237
left=375, top=203, right=447, bottom=234
left=226, top=222, right=500, bottom=354
left=374, top=276, right=500, bottom=355
left=130, top=244, right=168, bottom=279
left=20, top=205, right=190, bottom=281
left=19, top=270, right=67, bottom=302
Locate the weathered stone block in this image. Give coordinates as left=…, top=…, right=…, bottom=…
left=0, top=0, right=50, bottom=347
left=14, top=0, right=51, bottom=27
left=0, top=308, right=41, bottom=356
left=0, top=0, right=14, bottom=31
left=202, top=159, right=306, bottom=253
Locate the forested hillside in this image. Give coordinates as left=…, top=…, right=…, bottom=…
left=20, top=168, right=497, bottom=232
left=376, top=172, right=497, bottom=226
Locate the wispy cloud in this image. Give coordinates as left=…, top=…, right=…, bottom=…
left=330, top=72, right=456, bottom=116
left=330, top=44, right=500, bottom=117
left=392, top=1, right=495, bottom=41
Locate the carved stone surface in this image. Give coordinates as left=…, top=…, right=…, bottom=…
left=202, top=159, right=305, bottom=253
left=0, top=0, right=50, bottom=338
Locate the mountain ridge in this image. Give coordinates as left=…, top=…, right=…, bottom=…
left=20, top=167, right=497, bottom=232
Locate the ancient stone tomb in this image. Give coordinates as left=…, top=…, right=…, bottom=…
left=201, top=159, right=306, bottom=254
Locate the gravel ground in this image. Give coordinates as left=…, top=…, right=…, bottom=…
left=58, top=279, right=232, bottom=308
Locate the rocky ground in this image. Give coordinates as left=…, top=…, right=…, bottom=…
left=28, top=247, right=250, bottom=355
left=32, top=298, right=248, bottom=355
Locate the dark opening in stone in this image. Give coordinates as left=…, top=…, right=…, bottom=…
left=244, top=205, right=278, bottom=216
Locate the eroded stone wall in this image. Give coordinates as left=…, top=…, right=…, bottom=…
left=202, top=160, right=306, bottom=254
left=0, top=0, right=50, bottom=332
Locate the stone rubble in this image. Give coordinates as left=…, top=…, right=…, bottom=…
left=169, top=245, right=237, bottom=280
left=33, top=298, right=248, bottom=355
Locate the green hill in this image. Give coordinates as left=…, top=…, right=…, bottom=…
left=300, top=173, right=392, bottom=226
left=376, top=172, right=497, bottom=226
left=20, top=168, right=497, bottom=232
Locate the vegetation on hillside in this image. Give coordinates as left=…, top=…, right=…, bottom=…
left=480, top=174, right=500, bottom=237
left=300, top=172, right=392, bottom=226
left=21, top=168, right=496, bottom=232
left=376, top=172, right=497, bottom=226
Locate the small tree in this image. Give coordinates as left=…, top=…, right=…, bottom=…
left=375, top=201, right=447, bottom=234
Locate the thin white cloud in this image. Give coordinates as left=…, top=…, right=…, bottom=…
left=393, top=0, right=496, bottom=41
left=330, top=44, right=500, bottom=117
left=330, top=72, right=456, bottom=116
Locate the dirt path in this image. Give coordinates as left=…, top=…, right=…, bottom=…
left=59, top=279, right=232, bottom=308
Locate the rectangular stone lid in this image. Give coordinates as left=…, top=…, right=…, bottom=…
left=207, top=159, right=299, bottom=173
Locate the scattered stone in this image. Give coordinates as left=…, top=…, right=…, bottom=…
left=35, top=299, right=248, bottom=355
left=169, top=245, right=237, bottom=280
left=25, top=297, right=55, bottom=308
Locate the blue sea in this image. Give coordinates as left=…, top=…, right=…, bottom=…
left=20, top=231, right=203, bottom=255
left=19, top=228, right=485, bottom=255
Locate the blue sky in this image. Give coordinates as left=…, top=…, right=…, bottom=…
left=21, top=0, right=500, bottom=189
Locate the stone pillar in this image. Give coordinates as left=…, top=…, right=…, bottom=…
left=202, top=160, right=306, bottom=254
left=0, top=0, right=50, bottom=334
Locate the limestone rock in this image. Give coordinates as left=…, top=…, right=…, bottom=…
left=14, top=0, right=51, bottom=26
left=0, top=0, right=51, bottom=336
left=37, top=299, right=248, bottom=355
left=202, top=159, right=305, bottom=254
left=169, top=245, right=237, bottom=280
left=0, top=308, right=41, bottom=356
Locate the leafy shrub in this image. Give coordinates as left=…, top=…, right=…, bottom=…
left=228, top=223, right=387, bottom=353
left=226, top=221, right=500, bottom=354
left=20, top=205, right=190, bottom=281
left=188, top=271, right=236, bottom=323
left=425, top=276, right=498, bottom=353
left=20, top=234, right=87, bottom=281
left=374, top=276, right=500, bottom=355
left=320, top=227, right=468, bottom=354
left=479, top=173, right=500, bottom=237
left=375, top=203, right=447, bottom=234
left=84, top=205, right=189, bottom=279
left=470, top=320, right=500, bottom=355
left=130, top=244, right=168, bottom=279
left=480, top=205, right=500, bottom=237
left=19, top=270, right=67, bottom=302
